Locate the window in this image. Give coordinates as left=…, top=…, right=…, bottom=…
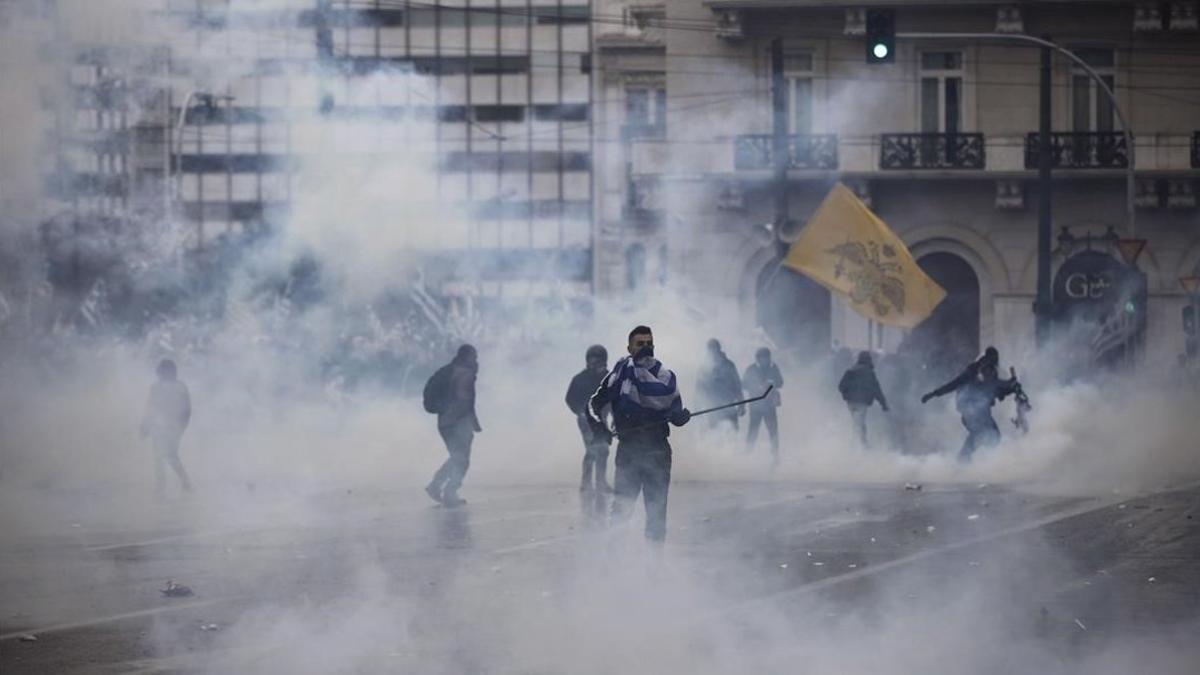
left=533, top=6, right=590, bottom=25
left=784, top=49, right=814, bottom=134
left=474, top=105, right=524, bottom=123
left=625, top=87, right=665, bottom=128
left=534, top=104, right=589, bottom=122
left=1070, top=48, right=1116, bottom=132
left=919, top=51, right=963, bottom=133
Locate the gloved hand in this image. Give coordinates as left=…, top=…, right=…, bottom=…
left=920, top=393, right=933, bottom=404
left=669, top=408, right=692, bottom=427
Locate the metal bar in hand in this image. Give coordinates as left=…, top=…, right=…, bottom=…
left=690, top=385, right=775, bottom=417
left=619, top=386, right=775, bottom=436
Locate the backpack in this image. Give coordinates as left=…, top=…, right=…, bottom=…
left=422, top=365, right=453, bottom=414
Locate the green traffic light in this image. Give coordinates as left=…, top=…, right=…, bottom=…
left=872, top=43, right=889, bottom=59
left=1125, top=300, right=1136, bottom=314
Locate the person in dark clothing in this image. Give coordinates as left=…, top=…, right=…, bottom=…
left=426, top=344, right=482, bottom=507
left=140, top=359, right=193, bottom=495
left=920, top=346, right=1019, bottom=461
left=566, top=345, right=613, bottom=492
left=838, top=351, right=889, bottom=447
left=742, top=347, right=784, bottom=462
left=697, top=338, right=744, bottom=431
left=587, top=325, right=691, bottom=543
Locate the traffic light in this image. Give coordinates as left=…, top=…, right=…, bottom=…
left=865, top=9, right=896, bottom=64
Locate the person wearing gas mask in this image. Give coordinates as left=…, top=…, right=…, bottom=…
left=742, top=347, right=784, bottom=463
left=921, top=346, right=1020, bottom=461
left=587, top=325, right=691, bottom=543
left=697, top=338, right=744, bottom=432
left=566, top=345, right=613, bottom=492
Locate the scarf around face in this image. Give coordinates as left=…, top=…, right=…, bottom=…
left=608, top=355, right=681, bottom=417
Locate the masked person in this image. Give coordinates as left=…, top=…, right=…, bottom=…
left=587, top=326, right=691, bottom=543
left=697, top=338, right=744, bottom=431
left=140, top=359, right=192, bottom=495
left=838, top=351, right=889, bottom=447
left=742, top=347, right=784, bottom=462
left=424, top=344, right=482, bottom=507
left=566, top=345, right=612, bottom=492
left=921, top=347, right=1019, bottom=461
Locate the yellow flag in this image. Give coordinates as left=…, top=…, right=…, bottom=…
left=782, top=183, right=946, bottom=329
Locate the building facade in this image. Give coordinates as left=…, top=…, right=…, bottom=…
left=595, top=0, right=1200, bottom=367
left=30, top=0, right=599, bottom=299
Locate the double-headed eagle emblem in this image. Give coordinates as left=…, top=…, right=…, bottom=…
left=826, top=239, right=907, bottom=317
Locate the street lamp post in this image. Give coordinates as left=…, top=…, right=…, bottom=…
left=167, top=91, right=233, bottom=249
left=898, top=32, right=1136, bottom=235
left=898, top=32, right=1138, bottom=350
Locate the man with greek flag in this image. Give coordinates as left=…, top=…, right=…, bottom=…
left=587, top=325, right=692, bottom=542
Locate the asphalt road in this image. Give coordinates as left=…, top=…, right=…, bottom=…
left=2, top=479, right=1198, bottom=674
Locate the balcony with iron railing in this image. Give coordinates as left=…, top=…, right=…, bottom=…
left=732, top=134, right=838, bottom=171
left=878, top=133, right=986, bottom=170
left=1023, top=132, right=1130, bottom=169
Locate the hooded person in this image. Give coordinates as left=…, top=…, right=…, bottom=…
left=587, top=325, right=691, bottom=543
left=838, top=351, right=890, bottom=447
left=742, top=347, right=784, bottom=463
left=140, top=359, right=193, bottom=494
left=921, top=347, right=1020, bottom=460
left=566, top=344, right=613, bottom=492
left=697, top=338, right=744, bottom=431
left=425, top=344, right=482, bottom=507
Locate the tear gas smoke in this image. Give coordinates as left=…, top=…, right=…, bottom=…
left=2, top=3, right=1198, bottom=673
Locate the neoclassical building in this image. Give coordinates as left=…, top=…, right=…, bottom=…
left=593, top=0, right=1200, bottom=368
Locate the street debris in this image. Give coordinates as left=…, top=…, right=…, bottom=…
left=869, top=537, right=876, bottom=543
left=1074, top=618, right=1087, bottom=631
left=904, top=483, right=922, bottom=492
left=967, top=514, right=981, bottom=521
left=926, top=525, right=936, bottom=533
left=161, top=580, right=193, bottom=597
left=968, top=561, right=981, bottom=567
left=200, top=623, right=220, bottom=632
left=1148, top=577, right=1157, bottom=583
left=812, top=562, right=825, bottom=567
left=779, top=563, right=788, bottom=569
left=18, top=634, right=37, bottom=642
left=847, top=564, right=858, bottom=569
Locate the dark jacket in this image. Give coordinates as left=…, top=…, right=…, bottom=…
left=566, top=367, right=607, bottom=416
left=438, top=362, right=480, bottom=430
left=743, top=362, right=783, bottom=410
left=928, top=363, right=1017, bottom=417
left=567, top=366, right=610, bottom=442
left=698, top=352, right=743, bottom=410
left=839, top=363, right=888, bottom=408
